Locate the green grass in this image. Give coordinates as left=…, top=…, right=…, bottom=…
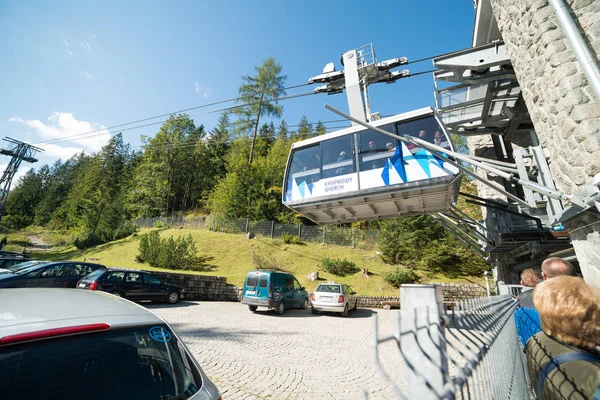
left=15, top=228, right=485, bottom=296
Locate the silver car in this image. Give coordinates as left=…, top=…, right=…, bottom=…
left=310, top=282, right=358, bottom=317
left=0, top=288, right=221, bottom=400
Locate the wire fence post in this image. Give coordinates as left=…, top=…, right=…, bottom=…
left=322, top=226, right=326, bottom=244
left=270, top=221, right=275, bottom=238
left=400, top=284, right=448, bottom=400
left=245, top=218, right=249, bottom=233
left=297, top=223, right=301, bottom=238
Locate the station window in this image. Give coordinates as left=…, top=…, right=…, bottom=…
left=395, top=116, right=450, bottom=154
left=358, top=124, right=396, bottom=171
left=321, top=135, right=355, bottom=179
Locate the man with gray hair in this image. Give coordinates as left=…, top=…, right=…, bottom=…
left=541, top=257, right=576, bottom=280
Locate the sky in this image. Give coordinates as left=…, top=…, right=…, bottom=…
left=0, top=0, right=475, bottom=183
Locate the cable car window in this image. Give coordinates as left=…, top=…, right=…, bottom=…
left=358, top=124, right=396, bottom=171
left=286, top=145, right=321, bottom=195
left=395, top=116, right=449, bottom=154
left=321, top=135, right=355, bottom=179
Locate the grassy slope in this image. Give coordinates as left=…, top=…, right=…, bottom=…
left=12, top=228, right=485, bottom=296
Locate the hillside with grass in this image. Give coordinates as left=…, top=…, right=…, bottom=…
left=6, top=227, right=486, bottom=296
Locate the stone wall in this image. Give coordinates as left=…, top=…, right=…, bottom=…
left=148, top=271, right=241, bottom=301
left=490, top=0, right=600, bottom=199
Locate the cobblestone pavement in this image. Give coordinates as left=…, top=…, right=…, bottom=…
left=149, top=301, right=404, bottom=399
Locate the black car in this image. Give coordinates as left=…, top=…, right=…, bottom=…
left=77, top=269, right=183, bottom=304
left=0, top=261, right=106, bottom=289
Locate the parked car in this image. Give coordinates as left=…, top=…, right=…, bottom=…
left=241, top=270, right=308, bottom=315
left=0, top=261, right=105, bottom=289
left=0, top=288, right=221, bottom=399
left=0, top=252, right=30, bottom=269
left=0, top=260, right=45, bottom=276
left=77, top=269, right=183, bottom=304
left=311, top=282, right=358, bottom=317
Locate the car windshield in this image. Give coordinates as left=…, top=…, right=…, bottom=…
left=7, top=261, right=45, bottom=273
left=14, top=263, right=49, bottom=276
left=0, top=324, right=203, bottom=400
left=315, top=284, right=341, bottom=293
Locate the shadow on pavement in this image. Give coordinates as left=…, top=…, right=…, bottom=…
left=144, top=301, right=201, bottom=309
left=248, top=307, right=378, bottom=319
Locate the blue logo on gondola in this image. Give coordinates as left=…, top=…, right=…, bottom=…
left=149, top=326, right=172, bottom=342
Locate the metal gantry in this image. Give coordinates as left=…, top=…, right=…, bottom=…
left=0, top=137, right=43, bottom=224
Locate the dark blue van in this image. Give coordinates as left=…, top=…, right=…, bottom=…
left=241, top=270, right=308, bottom=315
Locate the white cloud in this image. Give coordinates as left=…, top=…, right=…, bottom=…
left=80, top=41, right=91, bottom=51
left=82, top=71, right=93, bottom=79
left=64, top=49, right=73, bottom=59
left=90, top=33, right=97, bottom=41
left=40, top=143, right=83, bottom=158
left=194, top=82, right=211, bottom=98
left=9, top=112, right=110, bottom=152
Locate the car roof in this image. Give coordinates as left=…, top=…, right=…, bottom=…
left=0, top=289, right=163, bottom=338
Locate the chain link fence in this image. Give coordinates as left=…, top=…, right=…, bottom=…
left=134, top=215, right=379, bottom=248
left=366, top=285, right=531, bottom=399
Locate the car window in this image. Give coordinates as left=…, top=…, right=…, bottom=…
left=285, top=277, right=294, bottom=290
left=0, top=324, right=203, bottom=399
left=259, top=275, right=268, bottom=288
left=246, top=275, right=258, bottom=287
left=106, top=272, right=125, bottom=282
left=85, top=269, right=106, bottom=281
left=143, top=274, right=161, bottom=285
left=315, top=284, right=341, bottom=293
left=55, top=265, right=75, bottom=277
left=72, top=264, right=93, bottom=276
left=40, top=264, right=63, bottom=277
left=293, top=279, right=302, bottom=290
left=125, top=272, right=142, bottom=283
left=346, top=285, right=354, bottom=294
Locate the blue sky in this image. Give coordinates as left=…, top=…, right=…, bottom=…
left=0, top=0, right=475, bottom=181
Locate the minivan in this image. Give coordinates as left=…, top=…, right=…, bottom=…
left=241, top=270, right=308, bottom=315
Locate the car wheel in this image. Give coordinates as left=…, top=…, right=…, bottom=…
left=341, top=304, right=348, bottom=317
left=113, top=290, right=125, bottom=298
left=167, top=291, right=180, bottom=304
left=275, top=301, right=285, bottom=315
left=311, top=306, right=318, bottom=315
left=301, top=299, right=308, bottom=310
left=248, top=305, right=258, bottom=312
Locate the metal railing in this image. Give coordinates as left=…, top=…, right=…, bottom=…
left=134, top=216, right=379, bottom=248
left=365, top=285, right=531, bottom=399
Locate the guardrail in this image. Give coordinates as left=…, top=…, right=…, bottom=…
left=365, top=284, right=531, bottom=399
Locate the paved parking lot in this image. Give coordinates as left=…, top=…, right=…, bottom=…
left=149, top=301, right=404, bottom=399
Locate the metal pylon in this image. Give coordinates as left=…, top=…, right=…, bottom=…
left=0, top=137, right=43, bottom=224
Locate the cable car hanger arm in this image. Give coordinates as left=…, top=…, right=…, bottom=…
left=324, top=104, right=587, bottom=209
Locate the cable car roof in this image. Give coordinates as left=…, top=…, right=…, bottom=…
left=291, top=106, right=436, bottom=149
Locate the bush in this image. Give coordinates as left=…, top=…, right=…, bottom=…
left=137, top=231, right=200, bottom=270
left=384, top=268, right=419, bottom=287
left=282, top=233, right=302, bottom=245
left=73, top=231, right=103, bottom=249
left=111, top=221, right=138, bottom=241
left=320, top=257, right=359, bottom=276
left=72, top=222, right=139, bottom=250
left=154, top=219, right=166, bottom=228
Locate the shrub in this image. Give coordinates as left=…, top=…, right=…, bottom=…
left=111, top=221, right=138, bottom=241
left=384, top=268, right=419, bottom=288
left=282, top=233, right=302, bottom=245
left=137, top=231, right=200, bottom=270
left=154, top=219, right=166, bottom=228
left=73, top=231, right=103, bottom=249
left=320, top=257, right=359, bottom=276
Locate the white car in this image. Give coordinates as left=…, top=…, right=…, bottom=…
left=0, top=288, right=221, bottom=400
left=310, top=282, right=358, bottom=317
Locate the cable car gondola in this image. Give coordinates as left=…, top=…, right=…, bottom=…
left=282, top=107, right=462, bottom=224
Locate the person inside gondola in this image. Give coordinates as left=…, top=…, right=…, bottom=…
left=434, top=131, right=450, bottom=150
left=336, top=151, right=348, bottom=175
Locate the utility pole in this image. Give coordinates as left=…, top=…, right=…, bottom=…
left=0, top=137, right=43, bottom=225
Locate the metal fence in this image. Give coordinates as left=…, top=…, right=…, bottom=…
left=134, top=215, right=379, bottom=248
left=366, top=285, right=531, bottom=399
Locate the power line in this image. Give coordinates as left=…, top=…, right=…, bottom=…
left=38, top=90, right=316, bottom=147
left=35, top=82, right=312, bottom=146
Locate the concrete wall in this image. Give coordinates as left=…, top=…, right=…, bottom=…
left=488, top=0, right=600, bottom=285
